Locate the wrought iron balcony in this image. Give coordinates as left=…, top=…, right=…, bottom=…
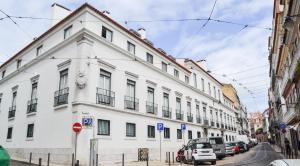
left=210, top=119, right=215, bottom=127
left=203, top=117, right=209, bottom=126
left=27, top=98, right=38, bottom=114
left=176, top=109, right=183, bottom=120
left=196, top=116, right=202, bottom=124
left=54, top=87, right=69, bottom=106
left=96, top=88, right=115, bottom=107
left=8, top=106, right=16, bottom=118
left=221, top=123, right=224, bottom=129
left=162, top=106, right=172, bottom=118
left=187, top=113, right=193, bottom=122
left=216, top=122, right=220, bottom=128
left=225, top=125, right=228, bottom=129
left=124, top=96, right=139, bottom=110
left=146, top=101, right=157, bottom=114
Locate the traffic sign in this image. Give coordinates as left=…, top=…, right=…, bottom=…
left=157, top=123, right=164, bottom=131
left=181, top=124, right=186, bottom=130
left=82, top=117, right=93, bottom=127
left=73, top=122, right=82, bottom=133
left=279, top=122, right=286, bottom=129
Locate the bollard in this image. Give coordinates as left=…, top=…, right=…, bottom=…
left=146, top=153, right=149, bottom=166
left=72, top=153, right=74, bottom=166
left=172, top=152, right=174, bottom=163
left=96, top=154, right=98, bottom=166
left=75, top=160, right=79, bottom=166
left=122, top=153, right=124, bottom=166
left=38, top=158, right=42, bottom=166
left=29, top=152, right=32, bottom=166
left=168, top=152, right=171, bottom=166
left=47, top=153, right=50, bottom=166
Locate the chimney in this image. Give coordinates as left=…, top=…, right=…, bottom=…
left=102, top=10, right=111, bottom=17
left=51, top=3, right=71, bottom=26
left=137, top=28, right=146, bottom=39
left=196, top=59, right=208, bottom=71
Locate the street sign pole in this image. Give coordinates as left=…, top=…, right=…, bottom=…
left=159, top=131, right=162, bottom=161
left=72, top=122, right=82, bottom=164
left=183, top=130, right=185, bottom=145
left=75, top=133, right=78, bottom=162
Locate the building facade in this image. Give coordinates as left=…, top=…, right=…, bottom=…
left=268, top=0, right=300, bottom=159
left=0, top=3, right=239, bottom=165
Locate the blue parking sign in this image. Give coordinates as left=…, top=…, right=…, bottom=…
left=157, top=123, right=164, bottom=131
left=82, top=117, right=93, bottom=127
left=181, top=124, right=186, bottom=130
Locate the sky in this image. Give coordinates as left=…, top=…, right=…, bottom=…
left=0, top=0, right=273, bottom=113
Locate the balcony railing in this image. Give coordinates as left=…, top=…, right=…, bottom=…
left=216, top=122, right=220, bottom=128
left=146, top=101, right=157, bottom=114
left=96, top=88, right=115, bottom=107
left=187, top=113, right=193, bottom=122
left=196, top=116, right=202, bottom=124
left=162, top=106, right=172, bottom=118
left=176, top=109, right=183, bottom=120
left=225, top=125, right=228, bottom=129
left=54, top=87, right=69, bottom=106
left=124, top=96, right=139, bottom=110
left=210, top=119, right=215, bottom=127
left=27, top=98, right=37, bottom=114
left=203, top=117, right=209, bottom=126
left=8, top=106, right=16, bottom=119
left=221, top=123, right=224, bottom=129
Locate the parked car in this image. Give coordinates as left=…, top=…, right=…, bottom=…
left=184, top=141, right=217, bottom=165
left=268, top=159, right=300, bottom=166
left=237, top=141, right=247, bottom=153
left=0, top=145, right=10, bottom=166
left=209, top=137, right=226, bottom=159
left=225, top=143, right=235, bottom=156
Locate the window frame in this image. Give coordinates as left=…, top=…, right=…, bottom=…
left=126, top=123, right=136, bottom=137
left=36, top=45, right=43, bottom=56
left=127, top=41, right=135, bottom=54
left=7, top=127, right=13, bottom=139
left=174, top=69, right=179, bottom=78
left=193, top=73, right=197, bottom=88
left=147, top=125, right=155, bottom=138
left=17, top=59, right=22, bottom=69
left=161, top=62, right=168, bottom=72
left=1, top=70, right=5, bottom=78
left=98, top=119, right=110, bottom=136
left=102, top=26, right=113, bottom=42
left=26, top=123, right=34, bottom=138
left=146, top=53, right=153, bottom=64
left=64, top=25, right=73, bottom=39
left=177, top=129, right=182, bottom=139
left=188, top=130, right=192, bottom=139
left=164, top=127, right=170, bottom=139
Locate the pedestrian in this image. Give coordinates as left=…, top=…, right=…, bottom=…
left=284, top=138, right=291, bottom=158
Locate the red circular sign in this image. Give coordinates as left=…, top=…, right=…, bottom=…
left=73, top=123, right=82, bottom=133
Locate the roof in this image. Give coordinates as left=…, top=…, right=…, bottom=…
left=0, top=3, right=191, bottom=74
left=184, top=59, right=223, bottom=86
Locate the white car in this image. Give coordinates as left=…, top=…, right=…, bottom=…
left=184, top=142, right=217, bottom=165
left=268, top=159, right=300, bottom=166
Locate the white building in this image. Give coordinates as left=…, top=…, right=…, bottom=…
left=0, top=3, right=238, bottom=165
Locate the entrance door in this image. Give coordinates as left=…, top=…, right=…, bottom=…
left=89, top=139, right=98, bottom=166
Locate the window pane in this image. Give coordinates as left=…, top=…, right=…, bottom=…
left=98, top=119, right=110, bottom=135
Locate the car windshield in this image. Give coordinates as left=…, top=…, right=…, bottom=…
left=209, top=138, right=223, bottom=145
left=226, top=143, right=233, bottom=147
left=196, top=143, right=212, bottom=149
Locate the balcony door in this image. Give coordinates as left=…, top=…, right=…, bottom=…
left=59, top=69, right=68, bottom=90
left=99, top=69, right=111, bottom=91
left=163, top=93, right=169, bottom=108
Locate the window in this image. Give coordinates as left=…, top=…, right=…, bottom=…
left=196, top=104, right=200, bottom=115
left=17, top=59, right=22, bottom=69
left=64, top=25, right=72, bottom=39
left=188, top=130, right=192, bottom=139
left=127, top=41, right=135, bottom=54
left=26, top=124, right=34, bottom=138
left=147, top=125, right=155, bottom=138
left=203, top=106, right=207, bottom=118
left=59, top=69, right=68, bottom=90
left=164, top=127, right=170, bottom=139
left=0, top=95, right=2, bottom=111
left=213, top=86, right=216, bottom=98
left=174, top=69, right=179, bottom=78
left=163, top=93, right=169, bottom=107
left=126, top=79, right=136, bottom=98
left=162, top=62, right=167, bottom=72
left=12, top=91, right=17, bottom=106
left=126, top=123, right=136, bottom=137
left=31, top=83, right=38, bottom=100
left=208, top=83, right=211, bottom=95
left=187, top=102, right=191, bottom=112
left=2, top=70, right=6, bottom=78
left=193, top=73, right=197, bottom=88
left=36, top=45, right=43, bottom=56
left=201, top=78, right=204, bottom=91
left=98, top=119, right=110, bottom=135
left=197, top=131, right=201, bottom=138
left=218, top=90, right=220, bottom=101
left=102, top=26, right=113, bottom=42
left=147, top=87, right=154, bottom=103
left=7, top=127, right=13, bottom=139
left=146, top=53, right=153, bottom=64
left=185, top=76, right=189, bottom=84
left=176, top=97, right=181, bottom=110
left=99, top=69, right=111, bottom=91
left=211, top=133, right=214, bottom=137
left=177, top=129, right=182, bottom=139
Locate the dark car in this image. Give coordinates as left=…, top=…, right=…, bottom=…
left=236, top=141, right=247, bottom=153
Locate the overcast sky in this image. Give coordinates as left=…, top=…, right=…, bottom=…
left=0, top=0, right=272, bottom=113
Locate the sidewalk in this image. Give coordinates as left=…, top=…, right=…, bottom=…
left=100, top=160, right=183, bottom=166
left=269, top=143, right=284, bottom=158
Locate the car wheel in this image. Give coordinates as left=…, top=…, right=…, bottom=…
left=192, top=158, right=198, bottom=165
left=211, top=161, right=216, bottom=165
